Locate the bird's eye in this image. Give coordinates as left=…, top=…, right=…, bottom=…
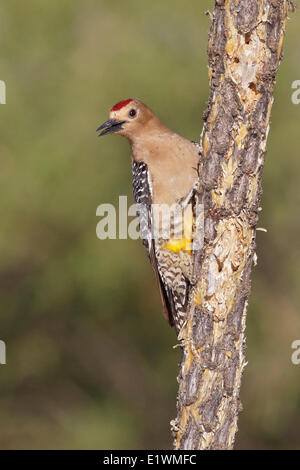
left=129, top=108, right=137, bottom=118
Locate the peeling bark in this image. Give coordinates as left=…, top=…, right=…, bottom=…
left=173, top=0, right=291, bottom=450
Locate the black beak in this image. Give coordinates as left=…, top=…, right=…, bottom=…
left=96, top=119, right=127, bottom=136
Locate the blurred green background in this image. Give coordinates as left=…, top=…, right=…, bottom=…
left=0, top=0, right=299, bottom=450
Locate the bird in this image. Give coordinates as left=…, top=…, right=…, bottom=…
left=97, top=98, right=201, bottom=332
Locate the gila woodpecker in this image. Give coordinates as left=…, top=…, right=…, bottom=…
left=97, top=98, right=201, bottom=332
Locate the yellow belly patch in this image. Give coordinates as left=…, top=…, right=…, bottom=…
left=162, top=238, right=192, bottom=254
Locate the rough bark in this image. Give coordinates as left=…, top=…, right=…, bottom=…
left=172, top=0, right=291, bottom=450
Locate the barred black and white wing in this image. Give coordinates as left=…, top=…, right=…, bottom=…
left=132, top=160, right=175, bottom=326
left=132, top=160, right=152, bottom=255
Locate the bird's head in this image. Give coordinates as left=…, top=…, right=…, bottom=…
left=97, top=98, right=160, bottom=141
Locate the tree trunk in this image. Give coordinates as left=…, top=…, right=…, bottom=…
left=172, top=0, right=292, bottom=450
